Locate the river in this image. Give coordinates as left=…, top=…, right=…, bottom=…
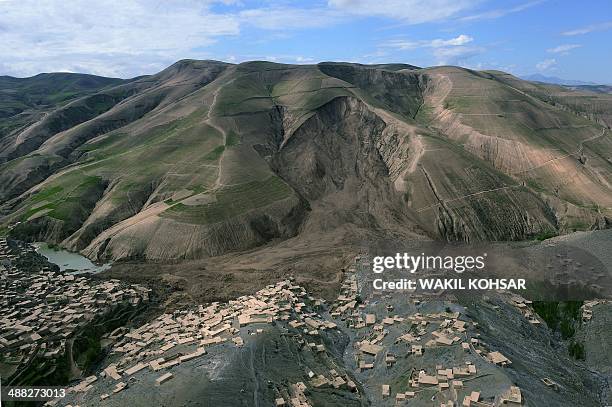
left=34, top=242, right=112, bottom=273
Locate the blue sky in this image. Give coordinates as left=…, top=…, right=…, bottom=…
left=1, top=0, right=611, bottom=83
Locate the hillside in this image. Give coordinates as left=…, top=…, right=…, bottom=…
left=0, top=60, right=611, bottom=261
left=0, top=73, right=126, bottom=140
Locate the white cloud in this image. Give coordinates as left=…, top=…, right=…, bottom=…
left=384, top=40, right=420, bottom=50
left=536, top=58, right=556, bottom=71
left=218, top=54, right=317, bottom=65
left=463, top=61, right=517, bottom=73
left=1, top=0, right=579, bottom=79
left=430, top=34, right=474, bottom=47
left=433, top=46, right=484, bottom=65
left=460, top=0, right=544, bottom=22
left=547, top=44, right=581, bottom=55
left=0, top=0, right=480, bottom=77
left=0, top=0, right=240, bottom=77
left=385, top=34, right=473, bottom=50
left=384, top=34, right=481, bottom=65
left=239, top=1, right=481, bottom=31
left=562, top=21, right=612, bottom=36
left=295, top=56, right=315, bottom=63
left=328, top=0, right=479, bottom=24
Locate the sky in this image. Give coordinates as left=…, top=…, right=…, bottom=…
left=1, top=0, right=611, bottom=83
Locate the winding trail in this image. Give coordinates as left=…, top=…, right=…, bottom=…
left=203, top=78, right=239, bottom=191
left=414, top=130, right=609, bottom=212
left=414, top=78, right=610, bottom=214
left=416, top=184, right=522, bottom=213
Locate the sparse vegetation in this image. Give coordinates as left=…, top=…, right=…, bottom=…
left=162, top=176, right=292, bottom=224
left=204, top=145, right=225, bottom=161
left=1, top=61, right=610, bottom=262
left=532, top=301, right=583, bottom=339
left=568, top=340, right=586, bottom=360
left=31, top=185, right=64, bottom=203
left=535, top=230, right=558, bottom=241
left=225, top=131, right=240, bottom=147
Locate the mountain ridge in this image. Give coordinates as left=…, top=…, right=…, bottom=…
left=1, top=60, right=611, bottom=261
left=521, top=73, right=600, bottom=86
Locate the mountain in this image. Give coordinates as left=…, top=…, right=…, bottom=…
left=0, top=60, right=611, bottom=262
left=0, top=72, right=126, bottom=126
left=521, top=73, right=598, bottom=86
left=570, top=85, right=612, bottom=94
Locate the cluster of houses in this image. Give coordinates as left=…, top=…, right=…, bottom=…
left=328, top=256, right=522, bottom=406
left=13, top=246, right=592, bottom=406
left=57, top=279, right=340, bottom=405
left=0, top=238, right=150, bottom=380
left=581, top=299, right=605, bottom=321
left=508, top=295, right=542, bottom=325
left=280, top=382, right=310, bottom=407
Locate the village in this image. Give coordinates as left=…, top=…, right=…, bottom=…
left=51, top=276, right=342, bottom=406
left=0, top=238, right=151, bottom=384
left=330, top=258, right=525, bottom=407
left=1, top=236, right=605, bottom=407
left=49, top=252, right=573, bottom=407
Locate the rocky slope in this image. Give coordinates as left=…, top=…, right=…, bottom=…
left=0, top=60, right=611, bottom=261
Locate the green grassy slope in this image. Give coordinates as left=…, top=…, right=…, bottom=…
left=0, top=60, right=610, bottom=260
left=0, top=73, right=128, bottom=165
left=0, top=73, right=125, bottom=118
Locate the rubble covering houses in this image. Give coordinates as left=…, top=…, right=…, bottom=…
left=335, top=255, right=525, bottom=406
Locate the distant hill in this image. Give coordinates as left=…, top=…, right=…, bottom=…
left=0, top=72, right=127, bottom=143
left=520, top=73, right=598, bottom=86
left=0, top=72, right=126, bottom=116
left=1, top=60, right=610, bottom=261
left=569, top=84, right=612, bottom=94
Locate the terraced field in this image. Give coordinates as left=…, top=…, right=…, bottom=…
left=0, top=60, right=610, bottom=261
left=161, top=176, right=293, bottom=225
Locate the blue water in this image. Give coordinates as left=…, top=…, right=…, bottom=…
left=34, top=242, right=112, bottom=273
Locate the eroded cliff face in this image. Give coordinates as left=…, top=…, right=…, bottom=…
left=1, top=61, right=610, bottom=261
left=271, top=96, right=421, bottom=238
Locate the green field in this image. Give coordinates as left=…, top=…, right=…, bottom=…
left=161, top=176, right=293, bottom=225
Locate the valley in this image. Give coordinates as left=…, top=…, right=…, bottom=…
left=1, top=60, right=611, bottom=407
left=0, top=61, right=610, bottom=265
left=2, top=231, right=608, bottom=406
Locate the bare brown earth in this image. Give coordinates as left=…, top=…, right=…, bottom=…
left=1, top=60, right=611, bottom=269
left=102, top=232, right=355, bottom=303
